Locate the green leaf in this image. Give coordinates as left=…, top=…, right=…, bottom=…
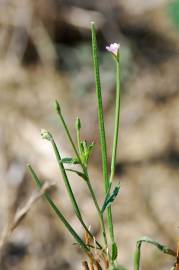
left=86, top=142, right=94, bottom=156
left=101, top=184, right=120, bottom=213
left=136, top=236, right=176, bottom=256
left=79, top=140, right=95, bottom=165
left=65, top=168, right=88, bottom=181
left=60, top=158, right=80, bottom=164
left=82, top=140, right=88, bottom=151
left=27, top=164, right=90, bottom=254
left=80, top=141, right=85, bottom=153
left=111, top=242, right=118, bottom=261
left=134, top=236, right=176, bottom=270
left=84, top=141, right=95, bottom=163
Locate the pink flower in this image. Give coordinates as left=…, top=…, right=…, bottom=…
left=106, top=43, right=120, bottom=56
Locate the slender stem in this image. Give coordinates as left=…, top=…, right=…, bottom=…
left=86, top=178, right=108, bottom=249
left=51, top=138, right=82, bottom=219
left=133, top=237, right=176, bottom=270
left=134, top=242, right=141, bottom=270
left=55, top=104, right=81, bottom=164
left=109, top=56, right=120, bottom=185
left=91, top=22, right=115, bottom=246
left=76, top=124, right=82, bottom=157
left=49, top=136, right=102, bottom=249
left=27, top=164, right=90, bottom=254
left=55, top=104, right=108, bottom=248
left=91, top=22, right=109, bottom=194
left=107, top=55, right=121, bottom=246
left=107, top=208, right=115, bottom=245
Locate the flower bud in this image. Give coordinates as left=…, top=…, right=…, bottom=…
left=54, top=100, right=61, bottom=114
left=41, top=129, right=53, bottom=141
left=75, top=117, right=81, bottom=130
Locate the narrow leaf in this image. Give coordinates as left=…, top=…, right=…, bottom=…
left=101, top=184, right=120, bottom=213
left=65, top=168, right=88, bottom=181
left=60, top=158, right=80, bottom=164
left=134, top=236, right=176, bottom=270
left=27, top=165, right=90, bottom=254
left=137, top=236, right=176, bottom=256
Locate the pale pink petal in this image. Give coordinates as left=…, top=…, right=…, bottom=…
left=106, top=43, right=120, bottom=56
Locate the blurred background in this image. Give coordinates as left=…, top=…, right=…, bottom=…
left=0, top=0, right=179, bottom=269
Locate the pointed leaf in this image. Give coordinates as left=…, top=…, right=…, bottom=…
left=101, top=184, right=120, bottom=213
left=82, top=140, right=88, bottom=151
left=134, top=236, right=176, bottom=270
left=27, top=165, right=89, bottom=253
left=65, top=168, right=88, bottom=181
left=87, top=142, right=94, bottom=152
left=80, top=141, right=85, bottom=153
left=60, top=157, right=80, bottom=164
left=136, top=236, right=176, bottom=256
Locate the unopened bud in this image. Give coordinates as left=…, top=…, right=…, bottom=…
left=75, top=117, right=81, bottom=130
left=54, top=100, right=61, bottom=114
left=41, top=129, right=53, bottom=141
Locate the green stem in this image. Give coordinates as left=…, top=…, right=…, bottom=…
left=91, top=22, right=115, bottom=246
left=51, top=137, right=82, bottom=219
left=109, top=56, right=121, bottom=185
left=55, top=102, right=108, bottom=249
left=76, top=123, right=82, bottom=157
left=49, top=136, right=102, bottom=249
left=107, top=55, right=121, bottom=248
left=91, top=22, right=109, bottom=194
left=134, top=241, right=141, bottom=270
left=55, top=101, right=81, bottom=164
left=133, top=236, right=176, bottom=270
left=27, top=164, right=90, bottom=254
left=85, top=170, right=108, bottom=249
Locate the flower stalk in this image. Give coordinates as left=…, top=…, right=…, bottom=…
left=40, top=129, right=102, bottom=250
left=109, top=52, right=120, bottom=185
left=91, top=22, right=116, bottom=254
left=53, top=106, right=108, bottom=249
